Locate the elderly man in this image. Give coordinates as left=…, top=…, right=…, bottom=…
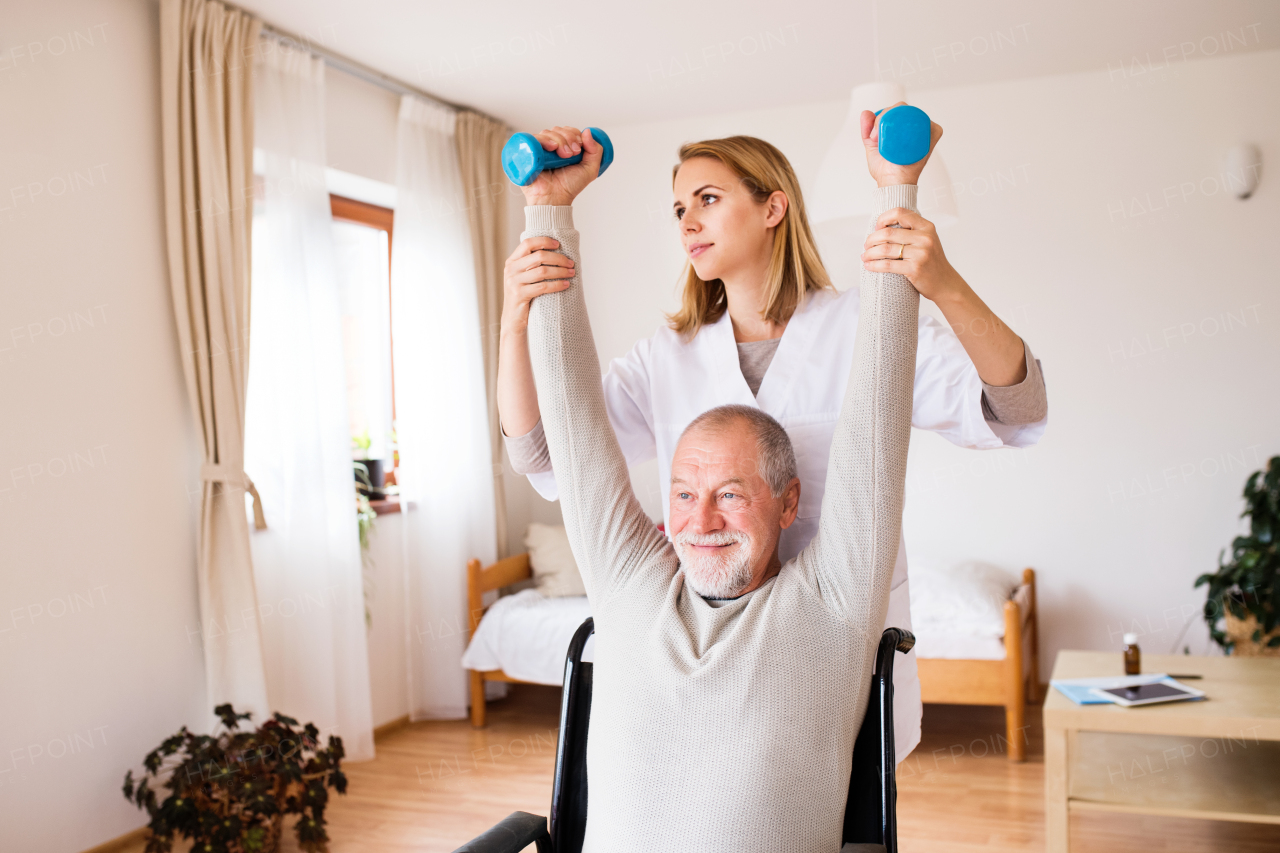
left=522, top=184, right=919, bottom=853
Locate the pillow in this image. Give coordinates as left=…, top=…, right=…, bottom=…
left=524, top=523, right=587, bottom=598
left=908, top=560, right=1017, bottom=638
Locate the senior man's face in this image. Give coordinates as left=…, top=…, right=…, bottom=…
left=668, top=419, right=800, bottom=599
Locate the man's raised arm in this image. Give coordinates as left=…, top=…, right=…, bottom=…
left=523, top=206, right=670, bottom=604
left=798, top=185, right=920, bottom=631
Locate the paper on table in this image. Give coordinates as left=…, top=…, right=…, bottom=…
left=1051, top=673, right=1170, bottom=705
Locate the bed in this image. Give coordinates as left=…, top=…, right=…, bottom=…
left=464, top=551, right=1040, bottom=760
left=913, top=566, right=1040, bottom=762
left=462, top=552, right=593, bottom=727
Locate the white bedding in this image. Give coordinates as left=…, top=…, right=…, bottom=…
left=909, top=560, right=1021, bottom=661
left=462, top=563, right=1024, bottom=683
left=461, top=589, right=594, bottom=684
left=911, top=633, right=1007, bottom=660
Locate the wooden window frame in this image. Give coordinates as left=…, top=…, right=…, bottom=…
left=330, top=194, right=399, bottom=515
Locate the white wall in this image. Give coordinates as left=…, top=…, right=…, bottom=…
left=519, top=49, right=1280, bottom=671
left=326, top=64, right=400, bottom=186
left=0, top=1, right=209, bottom=850
left=361, top=512, right=409, bottom=727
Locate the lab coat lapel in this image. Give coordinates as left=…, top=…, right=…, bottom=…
left=753, top=290, right=830, bottom=415
left=704, top=309, right=758, bottom=407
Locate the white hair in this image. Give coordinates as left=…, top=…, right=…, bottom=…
left=679, top=404, right=797, bottom=497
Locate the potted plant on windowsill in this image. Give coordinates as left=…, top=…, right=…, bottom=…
left=352, top=431, right=385, bottom=499
left=1196, top=455, right=1280, bottom=656
left=122, top=704, right=347, bottom=853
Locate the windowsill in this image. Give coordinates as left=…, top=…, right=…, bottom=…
left=369, top=495, right=401, bottom=516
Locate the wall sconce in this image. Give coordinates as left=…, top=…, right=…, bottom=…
left=1223, top=143, right=1262, bottom=199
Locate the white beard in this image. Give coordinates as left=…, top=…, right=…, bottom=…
left=673, top=530, right=756, bottom=599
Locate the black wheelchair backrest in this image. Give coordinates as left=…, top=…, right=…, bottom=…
left=843, top=627, right=915, bottom=851
left=549, top=618, right=595, bottom=853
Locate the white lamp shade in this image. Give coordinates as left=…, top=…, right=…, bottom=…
left=1222, top=143, right=1262, bottom=199
left=809, top=82, right=959, bottom=228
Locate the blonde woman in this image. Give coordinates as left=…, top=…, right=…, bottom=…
left=496, top=111, right=1047, bottom=762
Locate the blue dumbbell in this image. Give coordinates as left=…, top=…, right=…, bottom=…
left=874, top=105, right=932, bottom=166
left=502, top=127, right=615, bottom=187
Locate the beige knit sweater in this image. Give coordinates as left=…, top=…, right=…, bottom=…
left=523, top=186, right=918, bottom=852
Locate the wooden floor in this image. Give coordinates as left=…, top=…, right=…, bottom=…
left=115, top=685, right=1280, bottom=852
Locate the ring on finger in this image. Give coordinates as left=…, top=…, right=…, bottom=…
left=895, top=243, right=906, bottom=260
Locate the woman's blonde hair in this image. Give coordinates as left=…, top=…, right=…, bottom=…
left=667, top=136, right=832, bottom=339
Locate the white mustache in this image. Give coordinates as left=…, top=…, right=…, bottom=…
left=673, top=529, right=756, bottom=599
left=672, top=531, right=744, bottom=548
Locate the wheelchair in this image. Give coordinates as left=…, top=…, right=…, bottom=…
left=452, top=619, right=916, bottom=853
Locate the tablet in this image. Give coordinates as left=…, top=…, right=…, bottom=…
left=1089, top=680, right=1205, bottom=707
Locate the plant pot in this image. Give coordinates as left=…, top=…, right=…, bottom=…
left=252, top=813, right=284, bottom=853
left=1224, top=610, right=1280, bottom=656
left=355, top=458, right=384, bottom=496
left=147, top=813, right=282, bottom=853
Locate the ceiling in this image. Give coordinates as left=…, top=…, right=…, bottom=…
left=237, top=0, right=1280, bottom=129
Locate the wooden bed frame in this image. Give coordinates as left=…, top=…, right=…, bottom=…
left=915, top=567, right=1040, bottom=762
left=467, top=556, right=1041, bottom=756
left=466, top=552, right=537, bottom=728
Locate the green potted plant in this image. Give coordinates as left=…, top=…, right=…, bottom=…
left=352, top=431, right=384, bottom=498
left=122, top=704, right=347, bottom=853
left=1196, top=455, right=1279, bottom=655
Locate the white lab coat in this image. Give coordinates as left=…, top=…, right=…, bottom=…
left=526, top=285, right=1047, bottom=761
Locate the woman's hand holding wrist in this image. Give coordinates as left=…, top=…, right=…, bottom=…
left=860, top=207, right=965, bottom=304
left=501, top=235, right=577, bottom=338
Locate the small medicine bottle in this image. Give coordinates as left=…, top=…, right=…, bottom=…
left=1123, top=633, right=1141, bottom=675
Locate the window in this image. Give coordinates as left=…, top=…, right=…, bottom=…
left=330, top=195, right=398, bottom=514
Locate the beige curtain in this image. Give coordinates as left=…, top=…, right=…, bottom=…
left=160, top=0, right=270, bottom=720
left=456, top=111, right=513, bottom=558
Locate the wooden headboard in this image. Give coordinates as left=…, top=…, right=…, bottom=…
left=466, top=553, right=531, bottom=640
left=1005, top=567, right=1036, bottom=631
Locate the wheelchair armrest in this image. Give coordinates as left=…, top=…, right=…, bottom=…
left=885, top=627, right=915, bottom=655
left=450, top=811, right=551, bottom=853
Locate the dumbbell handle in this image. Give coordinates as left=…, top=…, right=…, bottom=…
left=538, top=147, right=591, bottom=171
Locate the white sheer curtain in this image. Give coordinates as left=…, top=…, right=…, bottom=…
left=245, top=39, right=375, bottom=759
left=333, top=223, right=394, bottom=461
left=391, top=96, right=497, bottom=720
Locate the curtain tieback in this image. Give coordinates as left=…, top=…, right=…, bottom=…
left=200, top=463, right=268, bottom=531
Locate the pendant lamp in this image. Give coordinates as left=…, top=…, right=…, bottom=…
left=809, top=81, right=959, bottom=228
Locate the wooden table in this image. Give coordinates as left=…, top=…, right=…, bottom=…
left=1043, top=651, right=1280, bottom=852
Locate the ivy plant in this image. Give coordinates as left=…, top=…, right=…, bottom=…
left=1196, top=456, right=1280, bottom=651
left=122, top=704, right=347, bottom=853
